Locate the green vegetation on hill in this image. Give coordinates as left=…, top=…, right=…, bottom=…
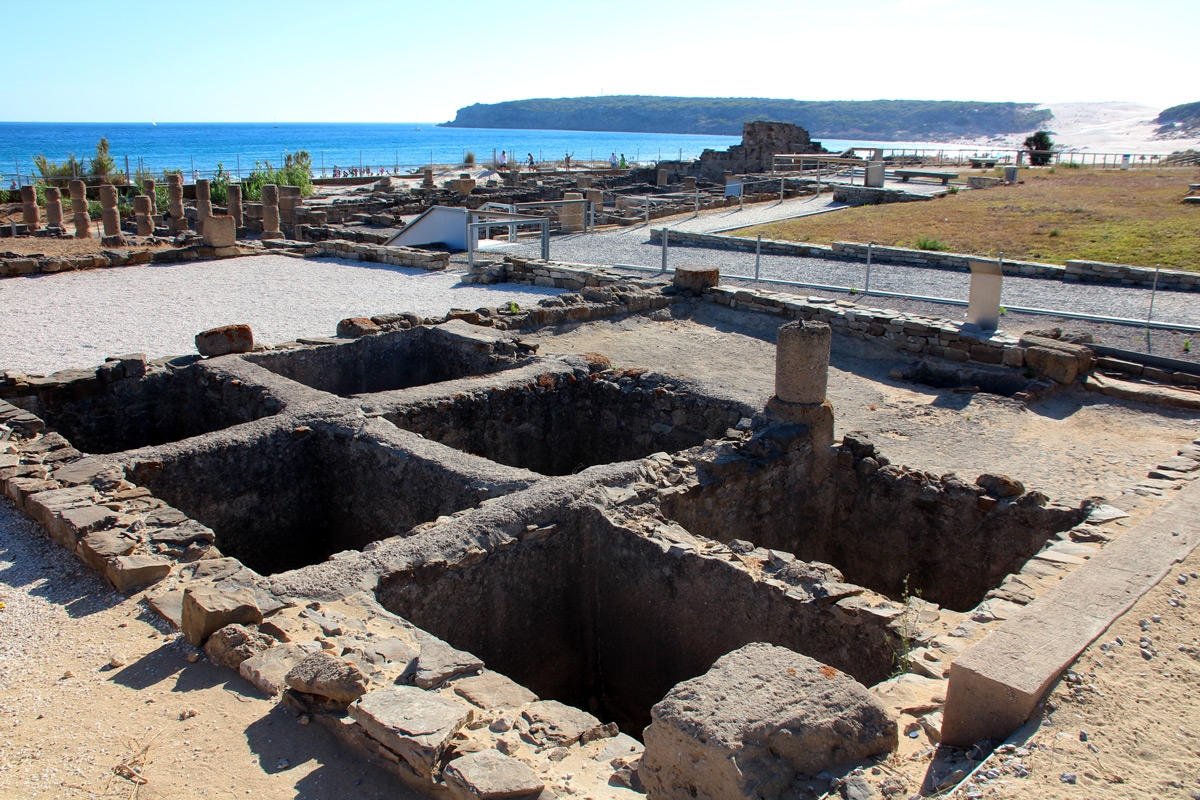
left=1157, top=101, right=1200, bottom=135
left=442, top=96, right=1052, bottom=140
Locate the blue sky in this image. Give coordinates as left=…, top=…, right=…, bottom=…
left=3, top=0, right=1194, bottom=122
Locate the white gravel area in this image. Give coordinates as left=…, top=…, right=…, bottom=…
left=0, top=255, right=562, bottom=376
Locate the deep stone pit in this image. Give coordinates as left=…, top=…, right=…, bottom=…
left=374, top=495, right=904, bottom=739
left=123, top=416, right=538, bottom=575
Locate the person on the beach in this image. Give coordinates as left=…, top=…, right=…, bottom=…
left=499, top=150, right=507, bottom=170
left=619, top=154, right=627, bottom=169
left=564, top=153, right=571, bottom=170
left=527, top=153, right=535, bottom=169
left=609, top=152, right=617, bottom=169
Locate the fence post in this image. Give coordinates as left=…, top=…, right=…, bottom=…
left=541, top=221, right=549, bottom=261
left=779, top=177, right=784, bottom=204
left=755, top=234, right=761, bottom=282
left=661, top=228, right=669, bottom=273
left=1147, top=264, right=1161, bottom=344
left=866, top=242, right=873, bottom=293
left=645, top=195, right=650, bottom=227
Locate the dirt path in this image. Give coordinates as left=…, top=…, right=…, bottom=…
left=0, top=500, right=421, bottom=800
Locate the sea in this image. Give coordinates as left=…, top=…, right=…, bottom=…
left=0, top=122, right=962, bottom=184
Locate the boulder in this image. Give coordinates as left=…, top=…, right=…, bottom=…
left=285, top=651, right=370, bottom=703
left=521, top=700, right=602, bottom=747
left=640, top=643, right=897, bottom=800
left=348, top=686, right=474, bottom=777
left=195, top=324, right=254, bottom=357
left=443, top=749, right=544, bottom=799
left=672, top=264, right=720, bottom=295
left=975, top=473, right=1024, bottom=498
left=203, top=623, right=275, bottom=670
left=181, top=584, right=263, bottom=646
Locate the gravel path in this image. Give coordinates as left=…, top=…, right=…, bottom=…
left=0, top=256, right=562, bottom=376
left=496, top=224, right=1200, bottom=328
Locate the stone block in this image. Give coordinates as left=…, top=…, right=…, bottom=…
left=348, top=686, right=474, bottom=777
left=132, top=195, right=153, bottom=214
left=226, top=184, right=243, bottom=227
left=672, top=264, right=719, bottom=295
left=106, top=554, right=173, bottom=594
left=1024, top=345, right=1079, bottom=384
left=261, top=184, right=279, bottom=204
left=443, top=750, right=544, bottom=799
left=181, top=584, right=263, bottom=646
left=79, top=529, right=136, bottom=571
left=98, top=184, right=118, bottom=207
left=195, top=324, right=254, bottom=357
left=521, top=700, right=601, bottom=746
left=640, top=643, right=897, bottom=800
left=202, top=214, right=236, bottom=247
left=412, top=635, right=484, bottom=689
left=285, top=651, right=370, bottom=703
left=73, top=211, right=91, bottom=239
left=337, top=317, right=380, bottom=337
left=101, top=207, right=120, bottom=237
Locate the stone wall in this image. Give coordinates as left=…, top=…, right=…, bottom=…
left=303, top=239, right=449, bottom=271
left=832, top=185, right=935, bottom=205
left=683, top=121, right=823, bottom=181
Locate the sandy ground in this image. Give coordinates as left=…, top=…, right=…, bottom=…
left=951, top=101, right=1200, bottom=155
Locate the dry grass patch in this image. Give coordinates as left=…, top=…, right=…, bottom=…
left=744, top=169, right=1200, bottom=270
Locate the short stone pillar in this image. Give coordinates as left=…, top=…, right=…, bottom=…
left=576, top=175, right=592, bottom=190
left=44, top=186, right=63, bottom=228
left=683, top=176, right=697, bottom=192
left=195, top=179, right=213, bottom=232
left=226, top=184, right=243, bottom=230
left=766, top=320, right=834, bottom=448
left=504, top=167, right=521, bottom=187
left=69, top=180, right=90, bottom=238
left=561, top=192, right=585, bottom=233
left=422, top=167, right=434, bottom=189
left=672, top=264, right=719, bottom=296
left=586, top=188, right=603, bottom=215
left=167, top=173, right=187, bottom=232
left=657, top=168, right=669, bottom=187
left=19, top=185, right=40, bottom=231
left=864, top=161, right=885, bottom=188
left=260, top=184, right=283, bottom=240
left=964, top=259, right=1004, bottom=332
left=133, top=195, right=155, bottom=235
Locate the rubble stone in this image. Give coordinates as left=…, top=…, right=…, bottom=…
left=285, top=651, right=370, bottom=703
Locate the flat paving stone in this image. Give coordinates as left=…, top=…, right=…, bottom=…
left=349, top=685, right=474, bottom=777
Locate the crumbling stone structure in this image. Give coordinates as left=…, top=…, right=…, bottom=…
left=167, top=173, right=187, bottom=233
left=226, top=184, right=243, bottom=231
left=69, top=180, right=90, bottom=238
left=260, top=184, right=283, bottom=240
left=665, top=121, right=824, bottom=182
left=99, top=184, right=123, bottom=244
left=43, top=187, right=63, bottom=229
left=195, top=179, right=213, bottom=232
left=133, top=195, right=154, bottom=235
left=20, top=185, right=39, bottom=231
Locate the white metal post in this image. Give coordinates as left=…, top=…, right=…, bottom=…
left=661, top=228, right=669, bottom=273
left=866, top=242, right=873, bottom=293
left=755, top=234, right=761, bottom=282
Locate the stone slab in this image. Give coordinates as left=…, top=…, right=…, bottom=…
left=443, top=749, right=544, bottom=799
left=942, top=479, right=1200, bottom=747
left=348, top=685, right=474, bottom=777
left=453, top=670, right=537, bottom=711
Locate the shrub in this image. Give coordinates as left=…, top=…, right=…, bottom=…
left=34, top=153, right=85, bottom=186
left=87, top=200, right=102, bottom=220
left=210, top=163, right=231, bottom=205
left=240, top=151, right=313, bottom=201
left=915, top=235, right=950, bottom=251
left=464, top=151, right=476, bottom=165
left=1023, top=130, right=1055, bottom=166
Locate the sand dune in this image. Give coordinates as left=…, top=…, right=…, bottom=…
left=960, top=101, right=1200, bottom=154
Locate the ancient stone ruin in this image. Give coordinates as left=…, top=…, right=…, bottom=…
left=0, top=256, right=1119, bottom=799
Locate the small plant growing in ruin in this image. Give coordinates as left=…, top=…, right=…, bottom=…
left=1185, top=339, right=1192, bottom=353
left=507, top=301, right=520, bottom=314
left=999, top=306, right=1007, bottom=316
left=915, top=235, right=949, bottom=252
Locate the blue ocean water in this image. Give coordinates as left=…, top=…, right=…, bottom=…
left=0, top=122, right=746, bottom=182
left=0, top=122, right=959, bottom=184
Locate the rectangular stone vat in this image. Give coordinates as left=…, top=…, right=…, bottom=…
left=26, top=359, right=283, bottom=455
left=245, top=322, right=527, bottom=398
left=375, top=496, right=902, bottom=738
left=125, top=418, right=537, bottom=575
left=384, top=366, right=745, bottom=477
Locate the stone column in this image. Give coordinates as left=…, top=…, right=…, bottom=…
left=277, top=185, right=302, bottom=236
left=142, top=178, right=158, bottom=225
left=657, top=168, right=669, bottom=187
left=195, top=179, right=213, bottom=233
left=683, top=176, right=697, bottom=192
left=19, top=186, right=40, bottom=231
left=577, top=175, right=592, bottom=190
left=226, top=184, right=243, bottom=231
left=133, top=195, right=154, bottom=235
left=422, top=167, right=434, bottom=189
left=44, top=186, right=63, bottom=228
left=167, top=173, right=187, bottom=232
left=261, top=184, right=282, bottom=239
left=98, top=184, right=124, bottom=243
left=69, top=180, right=90, bottom=239
left=766, top=320, right=834, bottom=448
left=561, top=192, right=584, bottom=233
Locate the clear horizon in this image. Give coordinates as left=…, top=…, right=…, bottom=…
left=2, top=0, right=1193, bottom=123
